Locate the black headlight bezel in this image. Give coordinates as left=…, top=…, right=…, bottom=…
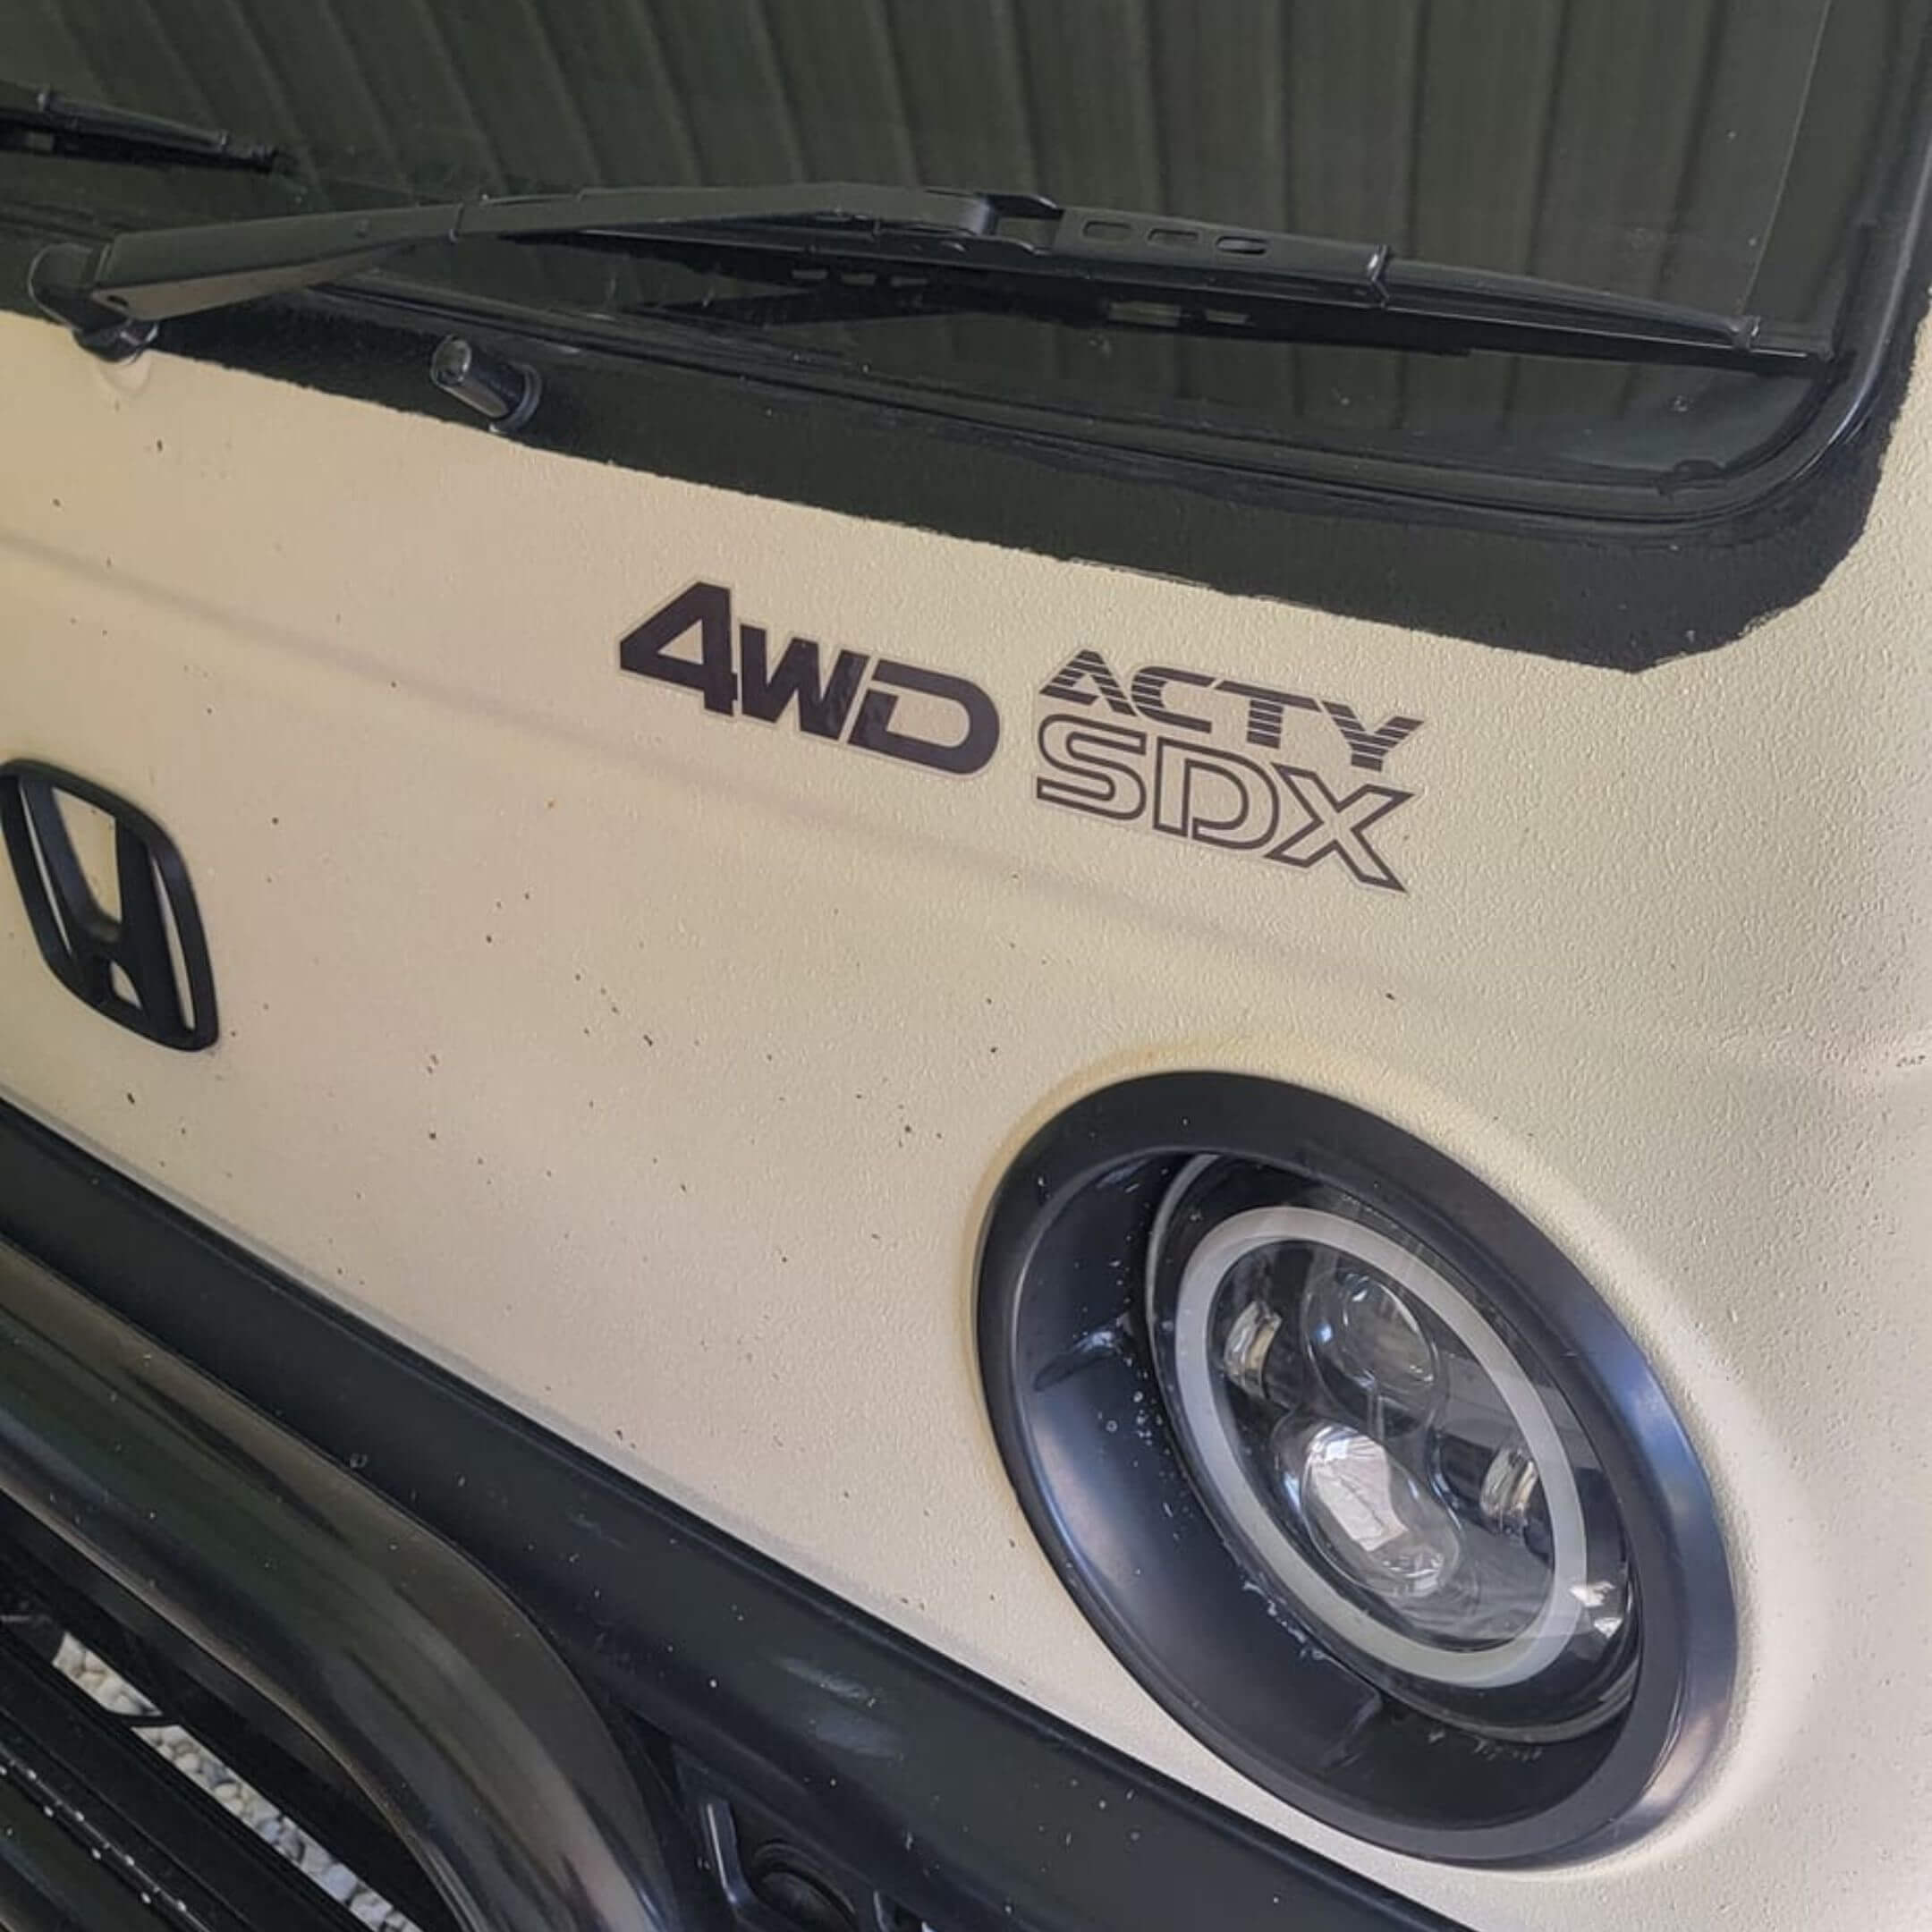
left=975, top=1073, right=1735, bottom=1866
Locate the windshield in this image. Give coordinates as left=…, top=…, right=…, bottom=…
left=4, top=0, right=1928, bottom=502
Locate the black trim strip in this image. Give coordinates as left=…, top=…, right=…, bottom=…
left=0, top=1097, right=1459, bottom=1932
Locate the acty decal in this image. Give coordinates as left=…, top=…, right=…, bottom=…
left=1033, top=649, right=1422, bottom=892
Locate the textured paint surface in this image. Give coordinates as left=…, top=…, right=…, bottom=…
left=0, top=309, right=1928, bottom=1928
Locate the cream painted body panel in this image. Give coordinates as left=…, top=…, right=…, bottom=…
left=1, top=309, right=1928, bottom=1928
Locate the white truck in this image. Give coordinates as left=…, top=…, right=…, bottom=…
left=0, top=7, right=1927, bottom=1930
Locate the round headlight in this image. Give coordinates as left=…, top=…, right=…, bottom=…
left=1148, top=1157, right=1634, bottom=1739
left=977, top=1075, right=1733, bottom=1864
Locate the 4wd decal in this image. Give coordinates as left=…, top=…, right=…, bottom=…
left=621, top=582, right=1000, bottom=776
left=1033, top=649, right=1421, bottom=892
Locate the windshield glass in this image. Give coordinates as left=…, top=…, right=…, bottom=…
left=4, top=0, right=1927, bottom=501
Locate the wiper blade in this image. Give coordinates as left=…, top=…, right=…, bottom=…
left=634, top=272, right=1801, bottom=374
left=0, top=79, right=277, bottom=174
left=27, top=180, right=1828, bottom=370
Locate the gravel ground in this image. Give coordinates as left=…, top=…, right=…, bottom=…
left=54, top=1635, right=422, bottom=1930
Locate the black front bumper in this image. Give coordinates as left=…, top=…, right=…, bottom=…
left=0, top=1097, right=1455, bottom=1932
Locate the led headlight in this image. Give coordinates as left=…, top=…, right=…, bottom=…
left=978, top=1075, right=1733, bottom=1864
left=1148, top=1157, right=1633, bottom=1740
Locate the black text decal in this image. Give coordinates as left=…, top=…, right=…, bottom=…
left=621, top=582, right=1000, bottom=776
left=1033, top=650, right=1420, bottom=891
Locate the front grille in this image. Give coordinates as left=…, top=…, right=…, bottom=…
left=51, top=1637, right=424, bottom=1930
left=0, top=1515, right=453, bottom=1932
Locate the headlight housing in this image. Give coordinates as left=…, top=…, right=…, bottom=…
left=978, top=1076, right=1733, bottom=1864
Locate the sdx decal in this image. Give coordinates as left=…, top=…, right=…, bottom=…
left=620, top=582, right=999, bottom=776
left=1033, top=649, right=1422, bottom=892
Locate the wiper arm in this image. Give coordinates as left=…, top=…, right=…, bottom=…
left=0, top=79, right=277, bottom=174
left=27, top=179, right=1828, bottom=371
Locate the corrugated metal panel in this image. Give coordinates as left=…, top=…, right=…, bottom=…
left=4, top=0, right=1918, bottom=438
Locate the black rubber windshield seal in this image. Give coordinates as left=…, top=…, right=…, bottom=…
left=1, top=139, right=1928, bottom=674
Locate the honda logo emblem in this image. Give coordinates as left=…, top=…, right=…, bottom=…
left=0, top=761, right=217, bottom=1051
